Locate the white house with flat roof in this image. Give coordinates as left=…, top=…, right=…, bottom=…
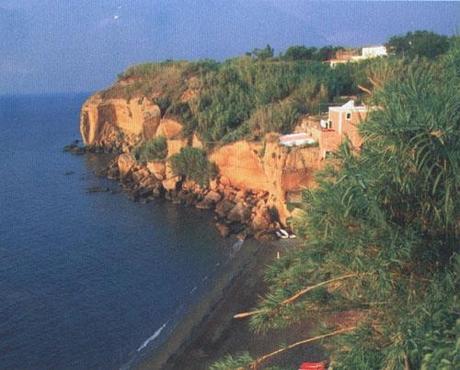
left=362, top=45, right=387, bottom=58
left=279, top=133, right=317, bottom=147
left=329, top=45, right=387, bottom=67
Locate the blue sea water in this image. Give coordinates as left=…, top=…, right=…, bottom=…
left=0, top=94, right=230, bottom=370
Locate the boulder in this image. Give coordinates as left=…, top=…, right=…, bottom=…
left=204, top=190, right=222, bottom=204
left=251, top=206, right=272, bottom=231
left=106, top=164, right=119, bottom=179
left=235, top=189, right=248, bottom=202
left=195, top=190, right=222, bottom=210
left=147, top=161, right=166, bottom=180
left=215, top=199, right=235, bottom=218
left=137, top=187, right=153, bottom=199
left=156, top=118, right=183, bottom=139
left=162, top=177, right=180, bottom=192
left=215, top=223, right=231, bottom=238
left=227, top=202, right=252, bottom=223
left=139, top=175, right=158, bottom=190
left=254, top=230, right=277, bottom=241
left=117, top=154, right=136, bottom=179
left=177, top=190, right=196, bottom=206
left=166, top=139, right=188, bottom=158
left=131, top=168, right=150, bottom=183
left=196, top=199, right=213, bottom=210
left=182, top=180, right=197, bottom=192
left=152, top=183, right=163, bottom=198
left=209, top=179, right=219, bottom=191
left=192, top=133, right=204, bottom=149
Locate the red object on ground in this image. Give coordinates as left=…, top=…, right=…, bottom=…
left=299, top=362, right=326, bottom=370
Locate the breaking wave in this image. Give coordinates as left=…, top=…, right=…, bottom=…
left=136, top=322, right=168, bottom=352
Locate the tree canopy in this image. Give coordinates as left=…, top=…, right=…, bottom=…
left=281, top=45, right=344, bottom=61
left=386, top=31, right=450, bottom=59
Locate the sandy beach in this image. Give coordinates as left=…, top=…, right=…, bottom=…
left=135, top=238, right=325, bottom=370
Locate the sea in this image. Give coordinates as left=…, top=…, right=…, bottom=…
left=0, top=94, right=233, bottom=370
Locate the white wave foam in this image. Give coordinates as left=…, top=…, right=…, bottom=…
left=136, top=322, right=168, bottom=352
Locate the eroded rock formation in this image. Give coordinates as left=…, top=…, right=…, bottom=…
left=80, top=95, right=161, bottom=151
left=210, top=135, right=320, bottom=223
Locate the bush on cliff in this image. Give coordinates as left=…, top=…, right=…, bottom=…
left=133, top=136, right=168, bottom=162
left=169, top=147, right=218, bottom=186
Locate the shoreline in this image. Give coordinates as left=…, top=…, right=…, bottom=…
left=135, top=238, right=324, bottom=370
left=73, top=150, right=323, bottom=369
left=133, top=237, right=268, bottom=370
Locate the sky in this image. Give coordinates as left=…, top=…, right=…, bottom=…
left=0, top=0, right=459, bottom=94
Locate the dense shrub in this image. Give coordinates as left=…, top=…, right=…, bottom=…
left=192, top=59, right=335, bottom=144
left=169, top=147, right=218, bottom=186
left=387, top=30, right=450, bottom=59
left=133, top=136, right=167, bottom=162
left=281, top=45, right=344, bottom=61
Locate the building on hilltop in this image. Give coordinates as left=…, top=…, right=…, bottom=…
left=281, top=100, right=369, bottom=160
left=362, top=45, right=388, bottom=58
left=318, top=100, right=367, bottom=158
left=328, top=45, right=387, bottom=67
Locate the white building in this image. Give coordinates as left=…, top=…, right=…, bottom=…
left=279, top=133, right=316, bottom=147
left=361, top=45, right=387, bottom=58
left=329, top=45, right=388, bottom=67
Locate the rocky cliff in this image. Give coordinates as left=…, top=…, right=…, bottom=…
left=210, top=137, right=320, bottom=223
left=80, top=94, right=162, bottom=151
left=80, top=94, right=321, bottom=237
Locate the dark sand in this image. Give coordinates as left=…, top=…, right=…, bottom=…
left=136, top=239, right=325, bottom=370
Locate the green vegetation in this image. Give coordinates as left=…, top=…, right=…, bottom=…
left=211, top=39, right=460, bottom=369
left=281, top=45, right=344, bottom=61
left=169, top=147, right=218, bottom=186
left=247, top=44, right=275, bottom=60
left=386, top=31, right=451, bottom=59
left=133, top=136, right=167, bottom=162
left=191, top=59, right=339, bottom=144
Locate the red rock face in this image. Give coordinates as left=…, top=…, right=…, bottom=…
left=210, top=136, right=321, bottom=224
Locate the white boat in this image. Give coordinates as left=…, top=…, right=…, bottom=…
left=277, top=229, right=289, bottom=239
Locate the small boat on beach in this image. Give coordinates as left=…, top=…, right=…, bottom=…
left=276, top=228, right=297, bottom=239
left=276, top=229, right=289, bottom=239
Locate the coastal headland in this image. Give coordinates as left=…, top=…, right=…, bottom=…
left=78, top=91, right=321, bottom=240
